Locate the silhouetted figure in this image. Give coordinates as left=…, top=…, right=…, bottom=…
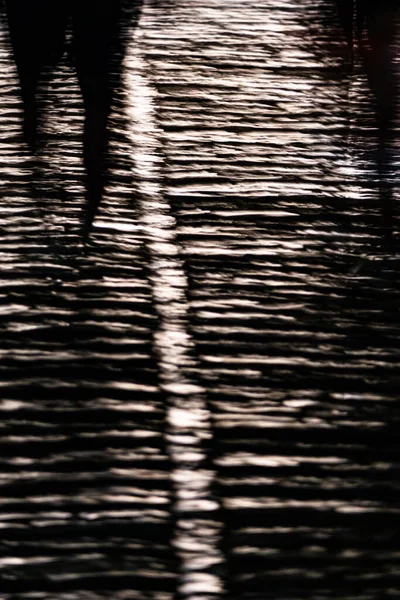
left=5, top=0, right=139, bottom=238
left=336, top=0, right=399, bottom=244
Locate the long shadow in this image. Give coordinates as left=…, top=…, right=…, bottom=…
left=335, top=0, right=399, bottom=244
left=2, top=0, right=143, bottom=238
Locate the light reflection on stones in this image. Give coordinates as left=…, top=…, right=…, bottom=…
left=0, top=0, right=398, bottom=598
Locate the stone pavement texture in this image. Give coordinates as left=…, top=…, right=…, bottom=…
left=0, top=1, right=399, bottom=599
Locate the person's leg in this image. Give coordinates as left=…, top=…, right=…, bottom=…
left=70, top=1, right=123, bottom=233
left=5, top=0, right=68, bottom=150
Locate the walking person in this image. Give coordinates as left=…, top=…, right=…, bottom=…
left=5, top=0, right=127, bottom=237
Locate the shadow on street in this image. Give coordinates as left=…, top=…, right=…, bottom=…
left=3, top=0, right=143, bottom=237
left=335, top=0, right=399, bottom=244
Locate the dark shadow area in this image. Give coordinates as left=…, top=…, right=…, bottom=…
left=2, top=0, right=143, bottom=238
left=335, top=0, right=399, bottom=244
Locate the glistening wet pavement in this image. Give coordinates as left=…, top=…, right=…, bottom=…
left=0, top=1, right=400, bottom=599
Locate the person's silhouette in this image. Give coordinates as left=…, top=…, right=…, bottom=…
left=5, top=0, right=136, bottom=237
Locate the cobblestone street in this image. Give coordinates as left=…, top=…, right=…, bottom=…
left=0, top=1, right=400, bottom=599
